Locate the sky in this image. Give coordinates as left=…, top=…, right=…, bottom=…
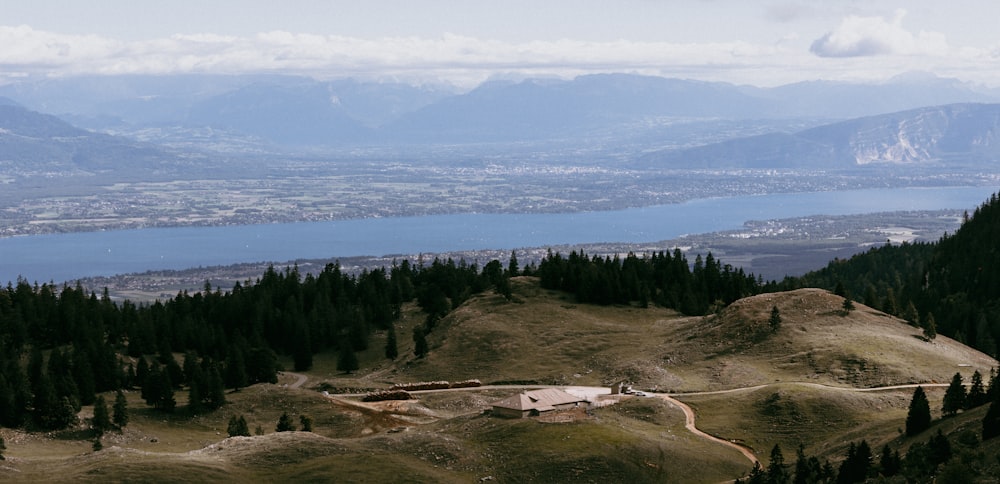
left=2, top=0, right=999, bottom=88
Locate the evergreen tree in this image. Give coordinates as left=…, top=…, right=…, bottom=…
left=941, top=372, right=966, bottom=417
left=793, top=444, right=816, bottom=484
left=384, top=324, right=398, bottom=361
left=882, top=288, right=899, bottom=316
left=291, top=321, right=312, bottom=372
left=205, top=365, right=226, bottom=410
left=834, top=281, right=847, bottom=298
left=245, top=347, right=278, bottom=385
left=769, top=306, right=782, bottom=333
left=745, top=461, right=766, bottom=484
left=299, top=414, right=313, bottom=432
left=765, top=443, right=790, bottom=484
left=337, top=338, right=359, bottom=374
left=902, top=301, right=919, bottom=326
left=113, top=390, right=128, bottom=429
left=33, top=372, right=77, bottom=430
left=275, top=412, right=295, bottom=432
left=922, top=312, right=937, bottom=340
left=227, top=415, right=250, bottom=437
left=507, top=250, right=519, bottom=276
left=182, top=351, right=199, bottom=387
left=966, top=370, right=987, bottom=408
left=841, top=295, right=855, bottom=314
left=187, top=364, right=204, bottom=413
left=836, top=440, right=871, bottom=484
left=144, top=365, right=175, bottom=412
left=878, top=444, right=900, bottom=477
left=413, top=326, right=429, bottom=359
left=135, top=357, right=149, bottom=392
left=926, top=429, right=952, bottom=467
left=225, top=346, right=248, bottom=391
left=92, top=395, right=111, bottom=433
left=984, top=399, right=1000, bottom=440
left=988, top=367, right=999, bottom=402
left=905, top=386, right=931, bottom=436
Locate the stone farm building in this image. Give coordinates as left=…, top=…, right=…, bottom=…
left=490, top=389, right=587, bottom=418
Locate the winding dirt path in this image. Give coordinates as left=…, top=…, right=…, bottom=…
left=321, top=380, right=954, bottom=468
left=657, top=393, right=759, bottom=464
left=283, top=371, right=308, bottom=390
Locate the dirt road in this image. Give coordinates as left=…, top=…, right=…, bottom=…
left=657, top=394, right=759, bottom=464
left=318, top=380, right=954, bottom=468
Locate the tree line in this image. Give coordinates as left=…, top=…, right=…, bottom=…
left=536, top=249, right=762, bottom=314
left=0, top=256, right=508, bottom=430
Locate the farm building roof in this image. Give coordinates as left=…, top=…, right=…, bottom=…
left=490, top=388, right=586, bottom=411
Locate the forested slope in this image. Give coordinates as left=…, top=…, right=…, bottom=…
left=778, top=192, right=1000, bottom=358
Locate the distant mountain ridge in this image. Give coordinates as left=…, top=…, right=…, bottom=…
left=2, top=73, right=1000, bottom=147
left=644, top=103, right=1000, bottom=169
left=0, top=104, right=185, bottom=177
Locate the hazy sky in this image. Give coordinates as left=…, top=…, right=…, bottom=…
left=2, top=0, right=999, bottom=87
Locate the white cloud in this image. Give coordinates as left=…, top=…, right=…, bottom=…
left=0, top=20, right=990, bottom=88
left=810, top=9, right=948, bottom=58
left=0, top=24, right=791, bottom=85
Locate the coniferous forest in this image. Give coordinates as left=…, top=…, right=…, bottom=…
left=0, top=245, right=764, bottom=431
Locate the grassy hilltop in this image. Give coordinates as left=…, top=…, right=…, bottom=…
left=2, top=278, right=997, bottom=483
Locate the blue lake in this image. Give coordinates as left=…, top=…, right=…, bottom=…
left=1, top=186, right=998, bottom=284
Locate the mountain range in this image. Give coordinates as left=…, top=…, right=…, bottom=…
left=3, top=73, right=1000, bottom=148
left=0, top=102, right=186, bottom=179
left=3, top=72, right=1000, bottom=181
left=643, top=103, right=1000, bottom=169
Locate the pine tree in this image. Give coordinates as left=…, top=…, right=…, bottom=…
left=769, top=306, right=782, bottom=333
left=906, top=386, right=931, bottom=436
left=337, top=339, right=359, bottom=374
left=988, top=367, right=999, bottom=402
left=922, top=312, right=937, bottom=340
left=299, top=414, right=313, bottom=432
left=507, top=250, right=519, bottom=276
left=878, top=444, right=900, bottom=477
left=766, top=443, right=790, bottom=484
left=384, top=324, right=399, bottom=361
left=205, top=365, right=226, bottom=410
left=745, top=460, right=766, bottom=484
left=841, top=295, right=855, bottom=314
left=966, top=370, right=987, bottom=408
left=225, top=346, right=248, bottom=391
left=187, top=364, right=204, bottom=413
left=92, top=395, right=111, bottom=433
left=983, top=399, right=1000, bottom=440
left=902, top=302, right=919, bottom=326
left=227, top=415, right=250, bottom=437
left=836, top=440, right=871, bottom=484
left=276, top=412, right=295, bottom=432
left=113, top=390, right=128, bottom=429
left=291, top=321, right=312, bottom=372
left=942, top=372, right=966, bottom=417
left=135, top=357, right=149, bottom=392
left=413, top=326, right=429, bottom=359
